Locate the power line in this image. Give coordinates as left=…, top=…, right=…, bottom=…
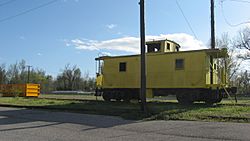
left=220, top=0, right=250, bottom=27
left=0, top=0, right=17, bottom=7
left=175, top=0, right=198, bottom=39
left=0, top=0, right=58, bottom=23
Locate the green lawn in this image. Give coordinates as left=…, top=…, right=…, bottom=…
left=0, top=95, right=250, bottom=122
left=39, top=93, right=98, bottom=101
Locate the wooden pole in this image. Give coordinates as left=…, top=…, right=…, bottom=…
left=211, top=0, right=215, bottom=49
left=210, top=0, right=215, bottom=84
left=139, top=0, right=147, bottom=113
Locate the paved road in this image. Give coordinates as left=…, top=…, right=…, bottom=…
left=0, top=107, right=250, bottom=141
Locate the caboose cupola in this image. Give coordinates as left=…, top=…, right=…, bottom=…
left=146, top=39, right=181, bottom=53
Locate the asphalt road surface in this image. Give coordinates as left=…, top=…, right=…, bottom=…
left=0, top=106, right=250, bottom=141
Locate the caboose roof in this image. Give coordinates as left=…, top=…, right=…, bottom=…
left=95, top=48, right=228, bottom=60
left=146, top=39, right=181, bottom=48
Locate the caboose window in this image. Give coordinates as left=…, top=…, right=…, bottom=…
left=175, top=59, right=184, bottom=70
left=147, top=43, right=161, bottom=53
left=176, top=46, right=179, bottom=52
left=167, top=43, right=170, bottom=50
left=119, top=62, right=126, bottom=72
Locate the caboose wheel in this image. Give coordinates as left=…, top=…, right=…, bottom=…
left=102, top=92, right=111, bottom=102
left=176, top=94, right=194, bottom=105
left=115, top=98, right=122, bottom=102
left=214, top=93, right=223, bottom=103
left=205, top=93, right=222, bottom=104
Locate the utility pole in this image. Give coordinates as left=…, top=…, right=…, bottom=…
left=211, top=0, right=215, bottom=49
left=27, top=65, right=32, bottom=83
left=139, top=0, right=147, bottom=113
left=210, top=0, right=215, bottom=84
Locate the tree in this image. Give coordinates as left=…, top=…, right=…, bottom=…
left=234, top=27, right=250, bottom=60
left=0, top=64, right=7, bottom=84
left=216, top=30, right=250, bottom=94
left=56, top=64, right=82, bottom=90
left=7, top=62, right=20, bottom=84
left=18, top=60, right=27, bottom=83
left=216, top=33, right=243, bottom=85
left=29, top=68, right=54, bottom=93
left=55, top=75, right=66, bottom=90
left=5, top=60, right=27, bottom=84
left=55, top=64, right=96, bottom=91
left=235, top=71, right=250, bottom=95
left=1, top=60, right=54, bottom=93
left=1, top=60, right=96, bottom=93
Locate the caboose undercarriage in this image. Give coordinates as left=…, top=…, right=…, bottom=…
left=96, top=87, right=237, bottom=104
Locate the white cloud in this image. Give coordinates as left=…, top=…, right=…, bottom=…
left=66, top=33, right=207, bottom=54
left=99, top=52, right=115, bottom=56
left=106, top=24, right=117, bottom=29
left=67, top=37, right=139, bottom=53
left=146, top=33, right=207, bottom=51
left=100, top=52, right=111, bottom=56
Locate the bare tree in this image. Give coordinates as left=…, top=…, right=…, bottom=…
left=0, top=64, right=7, bottom=84
left=18, top=60, right=27, bottom=83
left=55, top=64, right=95, bottom=91
left=216, top=33, right=243, bottom=85
left=7, top=62, right=20, bottom=84
left=56, top=64, right=82, bottom=90
left=235, top=71, right=250, bottom=95
left=234, top=27, right=250, bottom=60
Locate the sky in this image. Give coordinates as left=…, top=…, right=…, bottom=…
left=0, top=0, right=250, bottom=77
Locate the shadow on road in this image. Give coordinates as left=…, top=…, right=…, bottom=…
left=0, top=96, right=224, bottom=132
left=0, top=107, right=134, bottom=132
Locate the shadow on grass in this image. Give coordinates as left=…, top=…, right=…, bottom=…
left=146, top=101, right=223, bottom=120
left=43, top=100, right=147, bottom=120
left=0, top=97, right=231, bottom=121
left=39, top=100, right=220, bottom=121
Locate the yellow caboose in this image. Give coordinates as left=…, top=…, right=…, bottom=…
left=95, top=39, right=236, bottom=104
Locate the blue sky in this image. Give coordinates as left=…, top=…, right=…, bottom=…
left=0, top=0, right=250, bottom=77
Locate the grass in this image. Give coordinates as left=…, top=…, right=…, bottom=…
left=0, top=94, right=250, bottom=122
left=222, top=96, right=250, bottom=105
left=39, top=94, right=98, bottom=101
